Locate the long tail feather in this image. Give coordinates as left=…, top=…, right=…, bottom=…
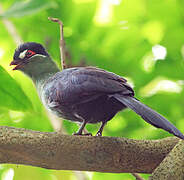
left=113, top=94, right=184, bottom=139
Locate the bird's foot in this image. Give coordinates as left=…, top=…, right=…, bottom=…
left=95, top=131, right=102, bottom=137
left=73, top=132, right=92, bottom=136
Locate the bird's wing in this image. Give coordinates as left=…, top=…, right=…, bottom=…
left=44, top=67, right=134, bottom=105
left=69, top=67, right=134, bottom=95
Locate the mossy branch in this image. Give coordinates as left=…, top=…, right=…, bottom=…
left=149, top=139, right=184, bottom=179
left=0, top=126, right=180, bottom=173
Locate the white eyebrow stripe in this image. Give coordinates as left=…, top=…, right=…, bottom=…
left=19, top=50, right=27, bottom=59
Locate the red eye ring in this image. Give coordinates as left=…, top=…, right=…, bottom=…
left=26, top=50, right=36, bottom=57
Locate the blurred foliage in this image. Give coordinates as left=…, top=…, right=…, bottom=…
left=0, top=0, right=184, bottom=179
left=0, top=66, right=32, bottom=111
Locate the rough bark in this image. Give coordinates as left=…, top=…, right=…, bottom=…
left=0, top=126, right=179, bottom=173
left=149, top=140, right=184, bottom=179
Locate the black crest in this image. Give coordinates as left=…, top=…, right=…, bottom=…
left=13, top=42, right=49, bottom=60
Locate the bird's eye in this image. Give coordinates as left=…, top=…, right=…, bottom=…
left=26, top=50, right=36, bottom=58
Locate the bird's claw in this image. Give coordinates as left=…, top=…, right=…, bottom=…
left=95, top=132, right=102, bottom=136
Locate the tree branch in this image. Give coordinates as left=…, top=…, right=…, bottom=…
left=0, top=126, right=179, bottom=173
left=48, top=17, right=66, bottom=69
left=149, top=139, right=184, bottom=179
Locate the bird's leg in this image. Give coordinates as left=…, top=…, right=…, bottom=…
left=73, top=121, right=92, bottom=136
left=73, top=121, right=86, bottom=135
left=96, top=121, right=107, bottom=136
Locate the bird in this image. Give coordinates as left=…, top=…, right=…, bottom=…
left=10, top=42, right=184, bottom=139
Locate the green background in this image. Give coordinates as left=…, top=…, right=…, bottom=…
left=0, top=0, right=184, bottom=179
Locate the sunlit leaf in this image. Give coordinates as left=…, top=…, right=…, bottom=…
left=0, top=66, right=32, bottom=111
left=142, top=21, right=165, bottom=44
left=0, top=0, right=57, bottom=18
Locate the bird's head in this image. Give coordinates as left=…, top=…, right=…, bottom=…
left=10, top=42, right=49, bottom=70
left=10, top=42, right=59, bottom=82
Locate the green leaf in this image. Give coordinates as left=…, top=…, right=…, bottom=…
left=0, top=66, right=32, bottom=111
left=0, top=0, right=57, bottom=18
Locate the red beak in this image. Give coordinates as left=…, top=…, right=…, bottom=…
left=10, top=60, right=23, bottom=70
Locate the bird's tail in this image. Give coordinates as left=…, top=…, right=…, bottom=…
left=113, top=94, right=184, bottom=139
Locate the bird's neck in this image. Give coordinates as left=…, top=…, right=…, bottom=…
left=33, top=65, right=59, bottom=93
left=20, top=55, right=60, bottom=92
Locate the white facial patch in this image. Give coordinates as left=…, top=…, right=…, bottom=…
left=19, top=50, right=27, bottom=59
